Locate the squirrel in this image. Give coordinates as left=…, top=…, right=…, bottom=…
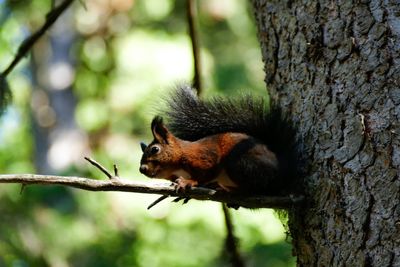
left=139, top=85, right=301, bottom=196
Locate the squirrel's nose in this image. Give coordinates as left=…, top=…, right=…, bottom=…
left=139, top=165, right=148, bottom=174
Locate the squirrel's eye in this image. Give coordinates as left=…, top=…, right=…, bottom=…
left=150, top=146, right=160, bottom=155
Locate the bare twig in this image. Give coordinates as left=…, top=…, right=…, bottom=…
left=84, top=157, right=116, bottom=179
left=113, top=164, right=119, bottom=177
left=20, top=184, right=26, bottom=195
left=222, top=204, right=246, bottom=267
left=2, top=0, right=75, bottom=77
left=186, top=0, right=202, bottom=94
left=147, top=195, right=169, bottom=210
left=0, top=174, right=304, bottom=209
left=86, top=156, right=169, bottom=209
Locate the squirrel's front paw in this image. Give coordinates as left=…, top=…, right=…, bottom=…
left=175, top=178, right=198, bottom=193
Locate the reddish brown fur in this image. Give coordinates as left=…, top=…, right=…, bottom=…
left=179, top=133, right=249, bottom=182
left=139, top=118, right=249, bottom=190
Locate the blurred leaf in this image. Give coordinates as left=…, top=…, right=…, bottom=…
left=75, top=99, right=109, bottom=132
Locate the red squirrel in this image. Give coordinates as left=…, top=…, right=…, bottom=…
left=139, top=86, right=301, bottom=196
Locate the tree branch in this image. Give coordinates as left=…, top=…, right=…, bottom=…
left=2, top=0, right=75, bottom=77
left=0, top=174, right=304, bottom=209
left=186, top=0, right=202, bottom=94
left=222, top=204, right=246, bottom=267
left=0, top=0, right=75, bottom=112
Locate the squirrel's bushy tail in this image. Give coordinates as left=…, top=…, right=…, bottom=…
left=163, top=85, right=301, bottom=193
left=164, top=85, right=293, bottom=152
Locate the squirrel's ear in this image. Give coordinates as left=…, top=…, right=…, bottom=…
left=140, top=142, right=147, bottom=152
left=151, top=116, right=169, bottom=144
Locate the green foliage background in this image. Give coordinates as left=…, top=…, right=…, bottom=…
left=0, top=0, right=295, bottom=266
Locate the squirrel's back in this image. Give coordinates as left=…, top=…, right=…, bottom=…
left=162, top=85, right=301, bottom=195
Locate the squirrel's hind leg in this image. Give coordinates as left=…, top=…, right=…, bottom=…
left=225, top=140, right=280, bottom=194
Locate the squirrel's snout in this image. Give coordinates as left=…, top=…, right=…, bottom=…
left=139, top=164, right=148, bottom=174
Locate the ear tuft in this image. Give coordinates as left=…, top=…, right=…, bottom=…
left=151, top=116, right=164, bottom=130
left=151, top=116, right=169, bottom=144
left=140, top=142, right=147, bottom=152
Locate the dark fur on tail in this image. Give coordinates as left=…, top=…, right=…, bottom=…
left=163, top=85, right=302, bottom=195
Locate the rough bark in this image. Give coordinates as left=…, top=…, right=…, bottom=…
left=251, top=0, right=400, bottom=266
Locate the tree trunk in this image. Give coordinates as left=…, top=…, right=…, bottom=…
left=31, top=8, right=88, bottom=173
left=251, top=1, right=400, bottom=266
